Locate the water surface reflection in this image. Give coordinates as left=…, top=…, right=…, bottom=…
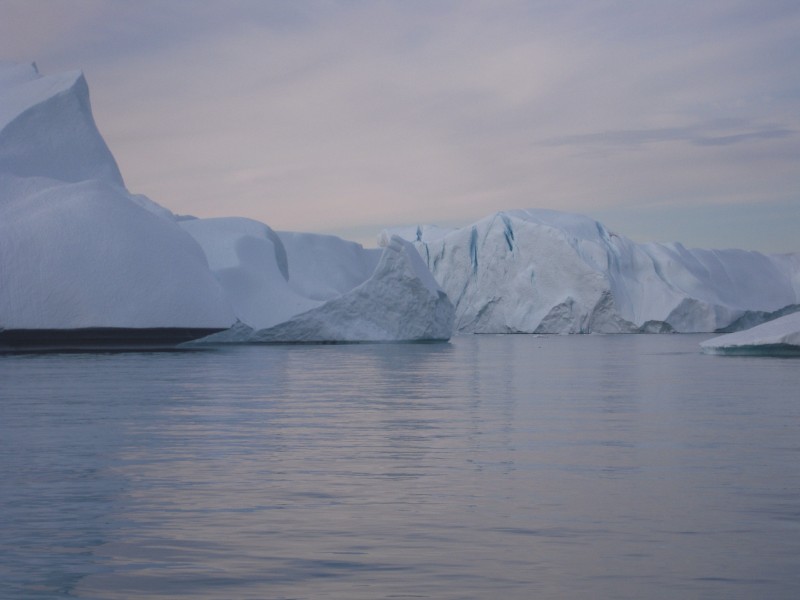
left=1, top=335, right=799, bottom=599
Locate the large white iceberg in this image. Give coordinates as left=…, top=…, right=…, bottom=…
left=180, top=218, right=453, bottom=343
left=0, top=62, right=235, bottom=347
left=1, top=62, right=453, bottom=347
left=700, top=311, right=800, bottom=355
left=382, top=209, right=800, bottom=334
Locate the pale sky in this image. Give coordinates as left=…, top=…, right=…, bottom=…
left=2, top=0, right=798, bottom=252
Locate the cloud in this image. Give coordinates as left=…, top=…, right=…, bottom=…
left=692, top=129, right=794, bottom=146
left=1, top=0, right=799, bottom=251
left=541, top=123, right=796, bottom=149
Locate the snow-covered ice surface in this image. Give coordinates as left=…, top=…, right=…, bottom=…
left=0, top=62, right=454, bottom=345
left=277, top=231, right=381, bottom=301
left=700, top=311, right=800, bottom=356
left=179, top=217, right=321, bottom=331
left=0, top=62, right=235, bottom=338
left=382, top=209, right=800, bottom=334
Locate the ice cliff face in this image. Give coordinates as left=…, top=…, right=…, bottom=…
left=0, top=62, right=235, bottom=331
left=383, top=209, right=800, bottom=334
left=181, top=219, right=454, bottom=343
left=0, top=62, right=453, bottom=343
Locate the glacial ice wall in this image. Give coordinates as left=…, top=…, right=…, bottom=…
left=382, top=209, right=800, bottom=334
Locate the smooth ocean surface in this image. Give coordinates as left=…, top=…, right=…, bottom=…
left=1, top=334, right=799, bottom=599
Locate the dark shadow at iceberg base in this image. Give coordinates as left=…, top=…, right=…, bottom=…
left=0, top=328, right=226, bottom=353
left=188, top=338, right=452, bottom=347
left=701, top=343, right=800, bottom=357
left=714, top=304, right=800, bottom=333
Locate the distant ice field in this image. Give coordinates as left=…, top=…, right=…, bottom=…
left=2, top=334, right=799, bottom=600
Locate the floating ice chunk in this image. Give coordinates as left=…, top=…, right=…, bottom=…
left=700, top=312, right=800, bottom=356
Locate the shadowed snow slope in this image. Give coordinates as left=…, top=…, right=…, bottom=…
left=1, top=179, right=234, bottom=329
left=382, top=209, right=800, bottom=333
left=179, top=217, right=321, bottom=330
left=277, top=231, right=382, bottom=301
left=0, top=62, right=123, bottom=186
left=0, top=62, right=235, bottom=333
left=701, top=312, right=800, bottom=356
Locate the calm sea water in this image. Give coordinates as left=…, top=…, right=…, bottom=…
left=1, top=334, right=799, bottom=599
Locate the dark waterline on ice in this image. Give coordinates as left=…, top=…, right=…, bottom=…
left=0, top=328, right=226, bottom=352
left=1, top=334, right=799, bottom=599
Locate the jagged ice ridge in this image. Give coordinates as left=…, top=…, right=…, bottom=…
left=381, top=209, right=800, bottom=334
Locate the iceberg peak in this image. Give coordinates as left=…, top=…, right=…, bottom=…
left=0, top=63, right=124, bottom=187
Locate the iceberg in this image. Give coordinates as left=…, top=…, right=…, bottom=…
left=0, top=62, right=454, bottom=346
left=0, top=63, right=235, bottom=348
left=700, top=311, right=800, bottom=356
left=382, top=209, right=800, bottom=334
left=180, top=219, right=453, bottom=343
